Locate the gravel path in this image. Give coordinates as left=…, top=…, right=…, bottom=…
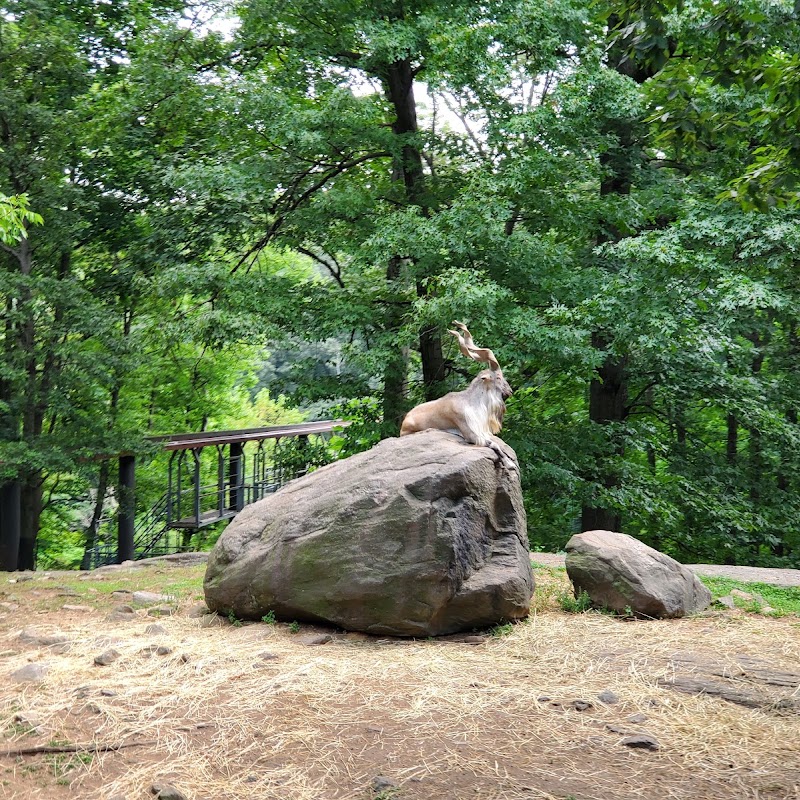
left=33, top=550, right=800, bottom=588
left=530, top=552, right=800, bottom=587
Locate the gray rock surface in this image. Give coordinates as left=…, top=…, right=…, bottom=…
left=10, top=663, right=50, bottom=683
left=150, top=784, right=187, bottom=800
left=132, top=591, right=172, bottom=605
left=620, top=734, right=660, bottom=751
left=204, top=430, right=533, bottom=636
left=94, top=648, right=120, bottom=666
left=565, top=530, right=712, bottom=618
left=147, top=605, right=175, bottom=617
left=18, top=628, right=71, bottom=653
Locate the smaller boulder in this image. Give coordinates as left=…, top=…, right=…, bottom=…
left=565, top=530, right=711, bottom=618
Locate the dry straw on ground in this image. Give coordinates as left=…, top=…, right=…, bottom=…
left=0, top=563, right=798, bottom=800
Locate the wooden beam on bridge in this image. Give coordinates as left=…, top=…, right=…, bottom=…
left=148, top=420, right=348, bottom=451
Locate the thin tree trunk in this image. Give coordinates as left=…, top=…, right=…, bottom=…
left=81, top=460, right=111, bottom=570
left=382, top=256, right=409, bottom=433
left=726, top=414, right=738, bottom=464
left=747, top=333, right=765, bottom=558
left=775, top=405, right=797, bottom=558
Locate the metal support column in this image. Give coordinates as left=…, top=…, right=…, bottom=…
left=229, top=442, right=244, bottom=511
left=118, top=455, right=135, bottom=563
left=192, top=449, right=202, bottom=527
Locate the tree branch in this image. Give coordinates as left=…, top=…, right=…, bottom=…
left=232, top=150, right=390, bottom=274
left=296, top=246, right=345, bottom=288
left=2, top=740, right=153, bottom=757
left=437, top=92, right=487, bottom=160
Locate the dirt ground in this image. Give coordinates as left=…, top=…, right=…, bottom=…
left=0, top=560, right=798, bottom=800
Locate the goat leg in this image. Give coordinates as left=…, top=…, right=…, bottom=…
left=486, top=438, right=518, bottom=471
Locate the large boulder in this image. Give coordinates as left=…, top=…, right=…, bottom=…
left=204, top=431, right=533, bottom=637
left=565, top=530, right=712, bottom=618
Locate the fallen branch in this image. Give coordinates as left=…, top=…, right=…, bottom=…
left=2, top=740, right=152, bottom=757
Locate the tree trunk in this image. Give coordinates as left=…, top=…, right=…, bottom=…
left=419, top=319, right=446, bottom=400
left=18, top=480, right=42, bottom=570
left=582, top=334, right=627, bottom=532
left=581, top=18, right=650, bottom=533
left=14, top=237, right=41, bottom=570
left=0, top=291, right=20, bottom=568
left=383, top=56, right=445, bottom=403
left=16, top=247, right=70, bottom=569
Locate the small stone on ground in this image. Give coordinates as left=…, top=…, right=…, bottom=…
left=371, top=775, right=399, bottom=793
left=148, top=605, right=175, bottom=617
left=620, top=734, right=660, bottom=750
left=133, top=591, right=172, bottom=605
left=150, top=784, right=187, bottom=800
left=94, top=648, right=120, bottom=666
left=145, top=623, right=167, bottom=635
left=300, top=633, right=333, bottom=646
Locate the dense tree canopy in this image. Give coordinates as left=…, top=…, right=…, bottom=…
left=1, top=0, right=800, bottom=568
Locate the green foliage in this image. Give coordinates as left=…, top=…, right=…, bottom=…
left=557, top=589, right=593, bottom=614
left=4, top=0, right=800, bottom=573
left=488, top=622, right=516, bottom=637
left=0, top=193, right=42, bottom=245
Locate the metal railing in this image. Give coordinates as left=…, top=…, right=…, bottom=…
left=82, top=421, right=345, bottom=568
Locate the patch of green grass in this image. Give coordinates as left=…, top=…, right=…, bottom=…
left=530, top=562, right=565, bottom=573
left=288, top=621, right=301, bottom=634
left=489, top=622, right=515, bottom=637
left=227, top=610, right=243, bottom=627
left=44, top=749, right=92, bottom=779
left=261, top=610, right=277, bottom=624
left=530, top=564, right=572, bottom=613
left=6, top=721, right=36, bottom=738
left=700, top=577, right=800, bottom=616
left=557, top=588, right=593, bottom=614
left=50, top=566, right=204, bottom=599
